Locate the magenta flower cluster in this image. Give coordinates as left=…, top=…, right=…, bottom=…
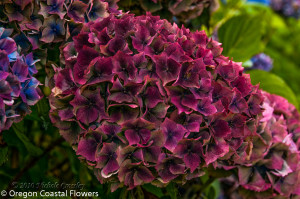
left=238, top=92, right=300, bottom=196
left=219, top=92, right=300, bottom=198
left=49, top=12, right=267, bottom=190
left=0, top=27, right=42, bottom=132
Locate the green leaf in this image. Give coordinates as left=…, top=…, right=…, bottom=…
left=200, top=173, right=209, bottom=184
left=12, top=123, right=43, bottom=157
left=206, top=187, right=216, bottom=199
left=0, top=146, right=8, bottom=166
left=209, top=180, right=221, bottom=199
left=28, top=156, right=48, bottom=183
left=247, top=70, right=299, bottom=108
left=79, top=164, right=92, bottom=184
left=218, top=14, right=263, bottom=62
left=120, top=188, right=129, bottom=199
left=134, top=186, right=145, bottom=199
left=142, top=183, right=164, bottom=198
left=3, top=130, right=26, bottom=155
left=166, top=182, right=177, bottom=199
left=265, top=45, right=300, bottom=106
left=37, top=97, right=50, bottom=116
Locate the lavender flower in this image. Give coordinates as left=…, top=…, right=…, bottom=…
left=250, top=53, right=273, bottom=71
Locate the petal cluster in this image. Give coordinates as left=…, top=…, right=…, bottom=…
left=0, top=27, right=42, bottom=132
left=50, top=12, right=264, bottom=190
left=0, top=0, right=119, bottom=47
left=219, top=92, right=300, bottom=198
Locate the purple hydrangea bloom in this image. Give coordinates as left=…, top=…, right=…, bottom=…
left=49, top=12, right=266, bottom=190
left=0, top=27, right=42, bottom=132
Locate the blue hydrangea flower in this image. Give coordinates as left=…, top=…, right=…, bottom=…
left=250, top=53, right=273, bottom=71
left=0, top=27, right=42, bottom=132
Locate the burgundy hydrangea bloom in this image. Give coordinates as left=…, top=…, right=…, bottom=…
left=156, top=154, right=185, bottom=183
left=123, top=118, right=155, bottom=146
left=0, top=27, right=42, bottom=132
left=218, top=92, right=300, bottom=198
left=77, top=130, right=103, bottom=162
left=174, top=139, right=203, bottom=172
left=70, top=88, right=106, bottom=125
left=118, top=160, right=154, bottom=189
left=96, top=142, right=119, bottom=177
left=161, top=118, right=187, bottom=151
left=49, top=11, right=266, bottom=191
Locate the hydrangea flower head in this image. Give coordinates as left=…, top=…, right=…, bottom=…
left=218, top=92, right=300, bottom=198
left=0, top=27, right=42, bottom=132
left=49, top=11, right=265, bottom=190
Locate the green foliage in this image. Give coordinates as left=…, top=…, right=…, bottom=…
left=0, top=146, right=8, bottom=166
left=207, top=187, right=216, bottom=199
left=166, top=182, right=177, bottom=199
left=12, top=123, right=43, bottom=157
left=142, top=184, right=164, bottom=198
left=218, top=14, right=263, bottom=62
left=263, top=17, right=300, bottom=106
left=247, top=70, right=299, bottom=108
